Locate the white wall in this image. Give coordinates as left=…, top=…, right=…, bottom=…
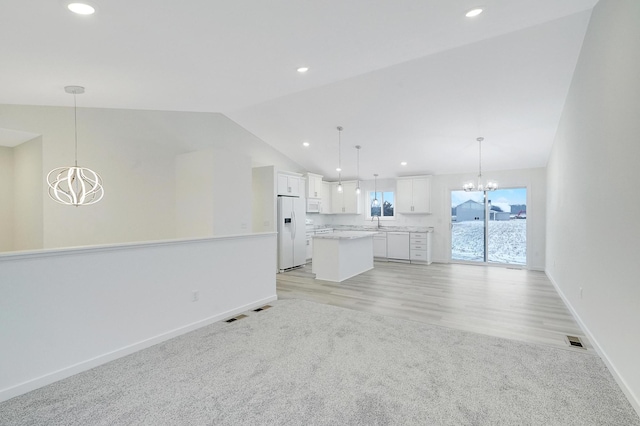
left=211, top=148, right=252, bottom=235
left=252, top=166, right=277, bottom=233
left=43, top=107, right=180, bottom=248
left=0, top=104, right=304, bottom=250
left=546, top=0, right=640, bottom=412
left=0, top=147, right=13, bottom=252
left=13, top=137, right=43, bottom=251
left=0, top=233, right=277, bottom=402
left=0, top=137, right=44, bottom=252
left=176, top=149, right=216, bottom=237
left=316, top=168, right=546, bottom=269
left=176, top=147, right=253, bottom=237
left=218, top=117, right=305, bottom=173
left=0, top=105, right=180, bottom=249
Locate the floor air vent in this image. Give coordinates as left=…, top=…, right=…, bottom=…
left=253, top=305, right=272, bottom=312
left=225, top=314, right=248, bottom=323
left=566, top=335, right=585, bottom=348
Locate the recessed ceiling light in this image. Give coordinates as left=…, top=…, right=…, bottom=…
left=297, top=67, right=309, bottom=73
left=465, top=8, right=483, bottom=18
left=401, top=162, right=407, bottom=166
left=302, top=142, right=310, bottom=147
left=336, top=167, right=342, bottom=172
left=67, top=2, right=95, bottom=15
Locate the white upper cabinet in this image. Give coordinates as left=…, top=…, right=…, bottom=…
left=320, top=181, right=333, bottom=214
left=277, top=172, right=303, bottom=197
left=331, top=181, right=361, bottom=214
left=342, top=181, right=360, bottom=214
left=305, top=173, right=323, bottom=199
left=396, top=176, right=432, bottom=214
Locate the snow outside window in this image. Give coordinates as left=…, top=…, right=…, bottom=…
left=367, top=191, right=395, bottom=220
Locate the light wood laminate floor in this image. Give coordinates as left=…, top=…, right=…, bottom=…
left=277, top=261, right=591, bottom=353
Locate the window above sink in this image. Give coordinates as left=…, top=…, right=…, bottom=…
left=367, top=191, right=395, bottom=220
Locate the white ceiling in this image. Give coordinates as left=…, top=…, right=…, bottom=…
left=0, top=0, right=597, bottom=179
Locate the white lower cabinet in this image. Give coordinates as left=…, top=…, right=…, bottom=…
left=373, top=233, right=387, bottom=259
left=387, top=232, right=410, bottom=262
left=385, top=231, right=432, bottom=264
left=306, top=232, right=313, bottom=261
left=410, top=232, right=432, bottom=264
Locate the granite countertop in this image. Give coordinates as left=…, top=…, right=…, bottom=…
left=319, top=225, right=434, bottom=233
left=312, top=231, right=378, bottom=240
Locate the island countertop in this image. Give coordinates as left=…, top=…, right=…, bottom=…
left=312, top=231, right=378, bottom=240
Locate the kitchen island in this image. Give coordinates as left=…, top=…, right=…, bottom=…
left=312, top=231, right=377, bottom=282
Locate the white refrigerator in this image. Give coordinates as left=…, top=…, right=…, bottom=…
left=277, top=196, right=307, bottom=272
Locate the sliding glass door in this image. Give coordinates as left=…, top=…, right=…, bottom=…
left=487, top=188, right=527, bottom=264
left=451, top=190, right=486, bottom=262
left=451, top=188, right=527, bottom=266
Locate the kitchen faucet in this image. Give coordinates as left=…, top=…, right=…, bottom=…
left=371, top=215, right=381, bottom=229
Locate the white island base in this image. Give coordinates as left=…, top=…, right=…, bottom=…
left=312, top=232, right=376, bottom=282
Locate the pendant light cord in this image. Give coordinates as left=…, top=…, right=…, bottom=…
left=338, top=129, right=341, bottom=170
left=372, top=173, right=380, bottom=209
left=477, top=137, right=484, bottom=179
left=338, top=127, right=342, bottom=176
left=478, top=139, right=481, bottom=179
left=73, top=92, right=78, bottom=167
left=337, top=126, right=343, bottom=185
left=374, top=174, right=378, bottom=198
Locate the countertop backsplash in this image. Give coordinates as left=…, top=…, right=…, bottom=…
left=308, top=212, right=436, bottom=234
left=314, top=225, right=433, bottom=233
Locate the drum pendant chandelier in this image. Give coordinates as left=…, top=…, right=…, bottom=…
left=47, top=86, right=104, bottom=206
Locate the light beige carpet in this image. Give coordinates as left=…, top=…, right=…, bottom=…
left=1, top=299, right=638, bottom=425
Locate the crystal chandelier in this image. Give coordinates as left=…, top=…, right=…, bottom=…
left=47, top=86, right=104, bottom=206
left=463, top=137, right=497, bottom=192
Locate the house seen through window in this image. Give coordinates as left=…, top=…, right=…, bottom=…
left=368, top=191, right=395, bottom=219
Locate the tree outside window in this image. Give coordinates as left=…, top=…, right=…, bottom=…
left=368, top=191, right=395, bottom=219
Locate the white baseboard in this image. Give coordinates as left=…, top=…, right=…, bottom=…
left=545, top=270, right=640, bottom=417
left=0, top=295, right=277, bottom=403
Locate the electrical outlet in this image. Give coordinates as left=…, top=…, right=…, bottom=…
left=192, top=290, right=199, bottom=302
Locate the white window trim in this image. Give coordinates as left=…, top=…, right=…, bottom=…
left=365, top=190, right=396, bottom=220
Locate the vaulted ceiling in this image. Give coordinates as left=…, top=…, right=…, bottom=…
left=0, top=0, right=598, bottom=179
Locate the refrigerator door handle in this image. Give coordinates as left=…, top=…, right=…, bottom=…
left=291, top=211, right=296, bottom=239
